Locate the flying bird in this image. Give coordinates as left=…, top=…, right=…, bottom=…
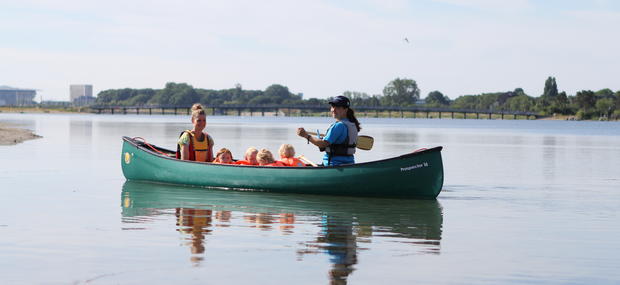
left=403, top=37, right=409, bottom=43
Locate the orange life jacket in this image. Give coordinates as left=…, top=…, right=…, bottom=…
left=235, top=160, right=258, bottom=166
left=279, top=157, right=306, bottom=167
left=263, top=161, right=286, bottom=167
left=175, top=130, right=213, bottom=162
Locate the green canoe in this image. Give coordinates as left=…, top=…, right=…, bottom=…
left=121, top=136, right=444, bottom=198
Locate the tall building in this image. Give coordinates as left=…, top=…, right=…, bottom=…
left=0, top=85, right=37, bottom=106
left=70, top=84, right=93, bottom=101
left=70, top=84, right=95, bottom=106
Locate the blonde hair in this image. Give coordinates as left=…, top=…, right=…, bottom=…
left=213, top=148, right=233, bottom=163
left=245, top=147, right=258, bottom=160
left=278, top=144, right=295, bottom=158
left=256, top=149, right=275, bottom=165
left=191, top=103, right=206, bottom=121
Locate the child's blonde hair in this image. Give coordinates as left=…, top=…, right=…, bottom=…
left=256, top=149, right=275, bottom=165
left=278, top=144, right=295, bottom=158
left=245, top=147, right=258, bottom=160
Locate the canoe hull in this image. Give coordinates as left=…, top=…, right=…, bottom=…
left=121, top=137, right=444, bottom=198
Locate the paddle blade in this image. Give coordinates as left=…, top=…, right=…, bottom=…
left=356, top=135, right=373, bottom=150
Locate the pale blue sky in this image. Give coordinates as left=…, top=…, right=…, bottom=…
left=1, top=0, right=619, bottom=101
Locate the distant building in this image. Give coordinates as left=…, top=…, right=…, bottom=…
left=73, top=96, right=96, bottom=106
left=0, top=85, right=37, bottom=106
left=70, top=84, right=95, bottom=106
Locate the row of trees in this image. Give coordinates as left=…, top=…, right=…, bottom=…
left=96, top=82, right=307, bottom=107
left=340, top=77, right=620, bottom=120
left=96, top=78, right=424, bottom=108
left=95, top=77, right=620, bottom=120
left=437, top=77, right=620, bottom=120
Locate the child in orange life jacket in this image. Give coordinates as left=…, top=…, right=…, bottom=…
left=213, top=148, right=234, bottom=164
left=256, top=149, right=286, bottom=167
left=235, top=147, right=259, bottom=165
left=278, top=144, right=306, bottom=167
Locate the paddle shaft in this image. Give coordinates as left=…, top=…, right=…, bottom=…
left=306, top=131, right=374, bottom=151
left=297, top=155, right=318, bottom=167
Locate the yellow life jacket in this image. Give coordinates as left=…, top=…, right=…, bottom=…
left=176, top=130, right=212, bottom=162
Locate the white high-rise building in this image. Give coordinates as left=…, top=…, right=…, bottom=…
left=70, top=84, right=93, bottom=102
left=70, top=84, right=94, bottom=106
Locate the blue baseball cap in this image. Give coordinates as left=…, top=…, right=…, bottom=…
left=328, top=96, right=350, bottom=108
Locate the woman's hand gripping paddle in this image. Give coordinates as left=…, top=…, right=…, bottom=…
left=306, top=131, right=374, bottom=150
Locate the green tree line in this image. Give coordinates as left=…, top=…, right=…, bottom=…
left=96, top=83, right=309, bottom=107
left=96, top=77, right=620, bottom=120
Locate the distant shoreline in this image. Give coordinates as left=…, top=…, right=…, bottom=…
left=0, top=122, right=42, bottom=145
left=1, top=106, right=615, bottom=121
left=0, top=106, right=83, bottom=114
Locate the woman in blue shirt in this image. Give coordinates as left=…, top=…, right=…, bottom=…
left=297, top=96, right=361, bottom=166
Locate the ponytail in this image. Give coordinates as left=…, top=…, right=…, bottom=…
left=346, top=108, right=361, bottom=132
left=191, top=103, right=206, bottom=121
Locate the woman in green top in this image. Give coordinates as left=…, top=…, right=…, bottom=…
left=176, top=103, right=215, bottom=162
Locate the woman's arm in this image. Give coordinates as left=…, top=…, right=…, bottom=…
left=207, top=145, right=214, bottom=162
left=180, top=144, right=190, bottom=160
left=297, top=128, right=329, bottom=148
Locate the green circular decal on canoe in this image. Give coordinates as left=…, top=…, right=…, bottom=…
left=124, top=152, right=131, bottom=164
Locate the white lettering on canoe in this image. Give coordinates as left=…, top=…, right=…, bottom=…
left=400, top=162, right=429, bottom=172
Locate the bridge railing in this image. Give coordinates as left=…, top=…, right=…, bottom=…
left=89, top=104, right=539, bottom=118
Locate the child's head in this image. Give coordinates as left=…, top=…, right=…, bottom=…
left=245, top=147, right=258, bottom=164
left=215, top=148, right=233, bottom=163
left=256, top=149, right=275, bottom=165
left=278, top=144, right=296, bottom=159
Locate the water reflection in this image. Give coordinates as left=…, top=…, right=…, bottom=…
left=175, top=208, right=212, bottom=264
left=121, top=181, right=443, bottom=283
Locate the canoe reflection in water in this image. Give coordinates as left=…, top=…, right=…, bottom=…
left=121, top=181, right=443, bottom=283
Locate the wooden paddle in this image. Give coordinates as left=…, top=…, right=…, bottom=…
left=297, top=155, right=318, bottom=167
left=306, top=131, right=374, bottom=150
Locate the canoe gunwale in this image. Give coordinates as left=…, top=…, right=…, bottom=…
left=122, top=136, right=443, bottom=169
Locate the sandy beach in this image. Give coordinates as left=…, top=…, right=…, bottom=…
left=0, top=122, right=42, bottom=145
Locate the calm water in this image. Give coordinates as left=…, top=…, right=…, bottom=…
left=1, top=113, right=619, bottom=284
